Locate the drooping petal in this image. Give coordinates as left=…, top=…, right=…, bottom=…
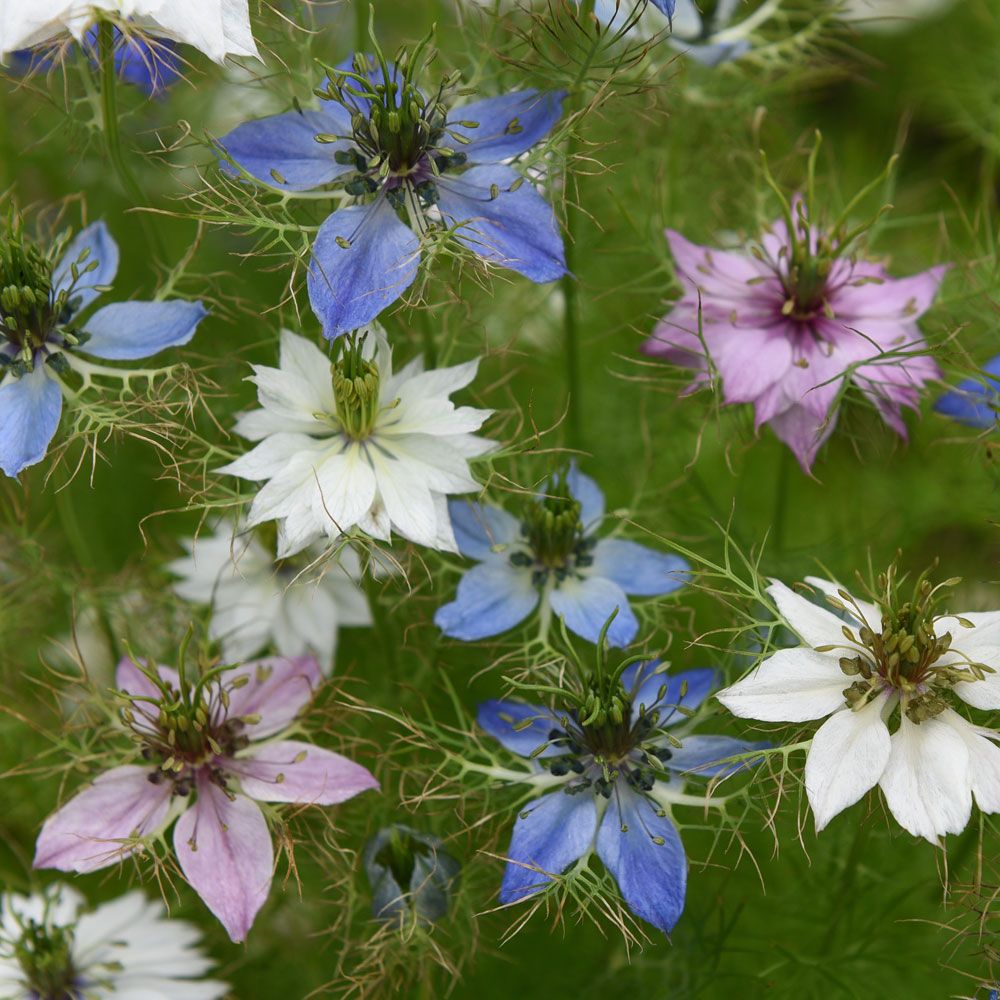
left=34, top=766, right=172, bottom=873
left=499, top=791, right=597, bottom=903
left=224, top=655, right=322, bottom=739
left=548, top=575, right=638, bottom=647
left=231, top=739, right=378, bottom=805
left=804, top=696, right=891, bottom=832
left=767, top=580, right=861, bottom=650
left=81, top=300, right=207, bottom=360
left=596, top=787, right=687, bottom=934
left=444, top=90, right=566, bottom=162
left=173, top=778, right=273, bottom=943
left=434, top=560, right=539, bottom=641
left=52, top=220, right=119, bottom=313
left=666, top=735, right=769, bottom=778
left=436, top=165, right=567, bottom=284
left=476, top=700, right=562, bottom=759
left=448, top=499, right=521, bottom=560
left=590, top=539, right=690, bottom=596
left=0, top=366, right=62, bottom=478
left=622, top=662, right=720, bottom=723
left=307, top=200, right=421, bottom=339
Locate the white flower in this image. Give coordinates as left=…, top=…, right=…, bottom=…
left=0, top=0, right=259, bottom=63
left=220, top=328, right=494, bottom=558
left=717, top=575, right=1000, bottom=843
left=169, top=520, right=372, bottom=673
left=0, top=884, right=227, bottom=999
left=838, top=0, right=955, bottom=32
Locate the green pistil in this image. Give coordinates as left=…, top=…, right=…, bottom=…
left=15, top=920, right=80, bottom=1000
left=333, top=335, right=382, bottom=441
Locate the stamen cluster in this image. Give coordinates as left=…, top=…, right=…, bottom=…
left=332, top=334, right=384, bottom=440
left=512, top=479, right=596, bottom=585
left=12, top=917, right=78, bottom=1000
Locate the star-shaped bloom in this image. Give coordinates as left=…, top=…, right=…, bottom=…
left=434, top=465, right=689, bottom=647
left=0, top=1, right=259, bottom=64
left=643, top=207, right=947, bottom=471
left=34, top=655, right=378, bottom=942
left=717, top=574, right=1000, bottom=842
left=0, top=885, right=227, bottom=999
left=220, top=328, right=494, bottom=557
left=934, top=355, right=1000, bottom=428
left=480, top=662, right=765, bottom=934
left=217, top=53, right=567, bottom=339
left=0, top=220, right=207, bottom=478
left=169, top=520, right=372, bottom=673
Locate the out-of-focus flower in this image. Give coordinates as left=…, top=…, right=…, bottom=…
left=34, top=655, right=378, bottom=942
left=838, top=0, right=955, bottom=33
left=934, top=355, right=1000, bottom=429
left=717, top=572, right=1000, bottom=842
left=220, top=329, right=494, bottom=558
left=435, top=465, right=688, bottom=647
left=0, top=884, right=227, bottom=998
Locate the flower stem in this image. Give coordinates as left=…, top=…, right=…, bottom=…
left=354, top=0, right=369, bottom=52
left=54, top=483, right=95, bottom=573
left=363, top=563, right=397, bottom=673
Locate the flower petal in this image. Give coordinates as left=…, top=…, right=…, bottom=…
left=566, top=462, right=605, bottom=530
left=52, top=220, right=119, bottom=313
left=591, top=539, right=690, bottom=596
left=444, top=90, right=566, bottom=162
left=548, top=575, right=638, bottom=647
left=802, top=576, right=882, bottom=631
left=174, top=778, right=273, bottom=942
left=447, top=499, right=521, bottom=560
left=666, top=735, right=769, bottom=778
left=476, top=700, right=562, bottom=759
left=622, top=662, right=720, bottom=723
left=940, top=709, right=1000, bottom=815
left=767, top=580, right=859, bottom=650
left=34, top=765, right=172, bottom=873
left=936, top=611, right=1000, bottom=710
left=435, top=560, right=538, bottom=640
left=81, top=300, right=207, bottom=360
left=0, top=366, right=62, bottom=478
left=499, top=791, right=597, bottom=903
left=934, top=354, right=1000, bottom=428
left=224, top=655, right=322, bottom=738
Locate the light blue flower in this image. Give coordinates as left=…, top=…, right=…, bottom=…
left=933, top=355, right=1000, bottom=429
left=478, top=661, right=767, bottom=934
left=669, top=0, right=752, bottom=65
left=434, top=466, right=689, bottom=647
left=0, top=221, right=206, bottom=478
left=217, top=54, right=568, bottom=340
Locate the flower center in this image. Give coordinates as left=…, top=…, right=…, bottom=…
left=332, top=334, right=382, bottom=441
left=512, top=479, right=596, bottom=585
left=13, top=919, right=81, bottom=1000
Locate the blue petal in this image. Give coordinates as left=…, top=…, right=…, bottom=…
left=445, top=90, right=566, bottom=163
left=665, top=734, right=769, bottom=778
left=566, top=463, right=604, bottom=532
left=0, top=366, right=63, bottom=478
left=621, top=662, right=719, bottom=723
left=52, top=222, right=119, bottom=315
left=934, top=355, right=1000, bottom=429
left=499, top=791, right=597, bottom=903
left=81, top=300, right=207, bottom=360
left=548, top=575, right=638, bottom=647
left=596, top=787, right=686, bottom=934
left=307, top=199, right=421, bottom=339
left=477, top=700, right=562, bottom=759
left=591, top=538, right=689, bottom=596
left=218, top=107, right=354, bottom=191
left=325, top=56, right=403, bottom=118
left=435, top=561, right=538, bottom=641
left=436, top=165, right=567, bottom=284
left=448, top=499, right=521, bottom=560
left=82, top=26, right=180, bottom=95
left=650, top=0, right=677, bottom=15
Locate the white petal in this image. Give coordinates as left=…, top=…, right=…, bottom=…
left=218, top=433, right=321, bottom=481
left=802, top=576, right=881, bottom=630
left=936, top=611, right=1000, bottom=710
left=939, top=709, right=1000, bottom=815
left=767, top=580, right=862, bottom=650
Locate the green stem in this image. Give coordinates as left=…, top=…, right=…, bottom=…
left=354, top=0, right=369, bottom=52
left=363, top=566, right=398, bottom=673
left=54, top=485, right=95, bottom=573
left=772, top=445, right=793, bottom=556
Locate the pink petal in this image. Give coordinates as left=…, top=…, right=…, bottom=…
left=832, top=264, right=949, bottom=322
left=115, top=657, right=181, bottom=698
left=224, top=655, right=322, bottom=738
left=767, top=404, right=838, bottom=473
left=174, top=774, right=274, bottom=943
left=666, top=229, right=771, bottom=304
left=711, top=327, right=794, bottom=405
left=229, top=739, right=379, bottom=805
left=34, top=765, right=172, bottom=873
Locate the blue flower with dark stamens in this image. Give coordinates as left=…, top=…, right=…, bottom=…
left=933, top=355, right=1000, bottom=429
left=0, top=221, right=206, bottom=478
left=434, top=465, right=689, bottom=647
left=217, top=52, right=567, bottom=340
left=479, top=661, right=767, bottom=934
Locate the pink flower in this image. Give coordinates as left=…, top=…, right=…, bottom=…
left=34, top=655, right=378, bottom=943
left=643, top=207, right=948, bottom=471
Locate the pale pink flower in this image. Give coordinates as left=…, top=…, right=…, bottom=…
left=34, top=655, right=377, bottom=943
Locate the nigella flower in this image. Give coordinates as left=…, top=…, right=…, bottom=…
left=217, top=51, right=567, bottom=339
left=669, top=0, right=752, bottom=65
left=0, top=2, right=259, bottom=64
left=219, top=328, right=494, bottom=557
left=434, top=466, right=689, bottom=647
left=480, top=661, right=765, bottom=933
left=0, top=220, right=206, bottom=478
left=933, top=355, right=1000, bottom=428
left=169, top=520, right=372, bottom=673
left=717, top=571, right=1000, bottom=842
left=0, top=884, right=227, bottom=998
left=643, top=199, right=948, bottom=471
left=34, top=654, right=378, bottom=942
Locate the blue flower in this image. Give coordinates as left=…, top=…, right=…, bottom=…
left=217, top=54, right=568, bottom=340
left=669, top=0, right=752, bottom=66
left=0, top=221, right=206, bottom=478
left=933, top=355, right=1000, bottom=428
left=434, top=465, right=689, bottom=647
left=478, top=662, right=767, bottom=934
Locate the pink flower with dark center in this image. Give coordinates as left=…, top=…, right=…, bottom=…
left=34, top=655, right=378, bottom=943
left=643, top=203, right=948, bottom=471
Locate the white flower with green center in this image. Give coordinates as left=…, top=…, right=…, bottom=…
left=717, top=570, right=1000, bottom=843
left=220, top=329, right=494, bottom=558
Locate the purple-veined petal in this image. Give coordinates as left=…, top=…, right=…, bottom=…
left=81, top=300, right=207, bottom=360
left=174, top=777, right=273, bottom=943
left=596, top=786, right=687, bottom=934
left=444, top=90, right=566, bottom=162
left=307, top=199, right=421, bottom=339
left=448, top=499, right=521, bottom=560
left=435, top=560, right=539, bottom=641
left=548, top=575, right=638, bottom=647
left=0, top=365, right=62, bottom=478
left=477, top=700, right=563, bottom=759
left=34, top=765, right=172, bottom=873
left=224, top=655, right=323, bottom=739
left=665, top=734, right=769, bottom=778
left=52, top=221, right=119, bottom=314
left=499, top=791, right=597, bottom=903
left=621, top=662, right=720, bottom=724
left=591, top=539, right=690, bottom=596
left=437, top=164, right=566, bottom=284
left=231, top=739, right=378, bottom=805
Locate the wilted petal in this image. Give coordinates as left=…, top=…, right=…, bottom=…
left=224, top=655, right=322, bottom=738
left=81, top=300, right=207, bottom=360
left=591, top=539, right=689, bottom=596
left=435, top=560, right=538, bottom=641
left=0, top=366, right=62, bottom=479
